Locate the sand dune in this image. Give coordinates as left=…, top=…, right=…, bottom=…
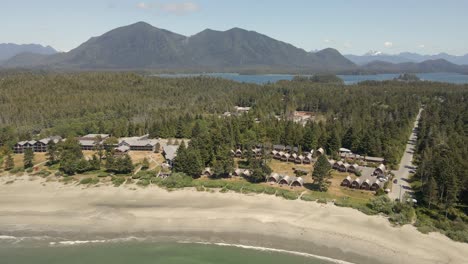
left=0, top=175, right=466, bottom=264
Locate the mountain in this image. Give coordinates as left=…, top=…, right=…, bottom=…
left=3, top=22, right=356, bottom=73
left=0, top=43, right=57, bottom=62
left=361, top=59, right=468, bottom=74
left=346, top=51, right=468, bottom=65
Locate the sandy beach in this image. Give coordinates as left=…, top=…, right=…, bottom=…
left=0, top=175, right=467, bottom=264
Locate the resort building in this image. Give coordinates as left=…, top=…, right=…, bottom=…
left=341, top=176, right=353, bottom=187
left=13, top=136, right=62, bottom=153
left=118, top=135, right=159, bottom=152
left=114, top=145, right=130, bottom=156
left=78, top=134, right=110, bottom=150
left=267, top=173, right=281, bottom=183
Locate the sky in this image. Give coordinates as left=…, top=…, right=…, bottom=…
left=1, top=0, right=467, bottom=55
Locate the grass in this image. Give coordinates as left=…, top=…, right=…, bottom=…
left=79, top=177, right=99, bottom=185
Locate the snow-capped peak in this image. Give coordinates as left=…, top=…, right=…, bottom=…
left=364, top=50, right=383, bottom=56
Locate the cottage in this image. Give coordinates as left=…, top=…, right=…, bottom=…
left=271, top=150, right=278, bottom=156
left=316, top=147, right=325, bottom=156
left=339, top=162, right=350, bottom=172
left=370, top=180, right=384, bottom=191
left=243, top=170, right=251, bottom=177
left=290, top=177, right=304, bottom=187
left=274, top=151, right=283, bottom=160
left=290, top=153, right=298, bottom=162
left=348, top=164, right=360, bottom=174
left=203, top=167, right=212, bottom=177
left=233, top=168, right=244, bottom=176
left=163, top=145, right=179, bottom=166
left=281, top=153, right=291, bottom=162
left=295, top=155, right=304, bottom=164
left=341, top=176, right=352, bottom=187
left=360, top=179, right=371, bottom=190
left=351, top=178, right=362, bottom=189
left=278, top=175, right=292, bottom=186
left=303, top=154, right=312, bottom=164
left=235, top=149, right=243, bottom=158
left=285, top=146, right=292, bottom=153
left=333, top=160, right=343, bottom=170
left=374, top=164, right=386, bottom=177
left=339, top=148, right=352, bottom=155
left=365, top=156, right=385, bottom=163
left=252, top=148, right=262, bottom=157
left=267, top=173, right=281, bottom=183
left=291, top=146, right=299, bottom=154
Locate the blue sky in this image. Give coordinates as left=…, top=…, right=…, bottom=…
left=1, top=0, right=467, bottom=55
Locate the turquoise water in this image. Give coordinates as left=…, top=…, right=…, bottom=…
left=154, top=72, right=468, bottom=85
left=0, top=239, right=344, bottom=264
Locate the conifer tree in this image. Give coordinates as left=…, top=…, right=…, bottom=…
left=23, top=148, right=34, bottom=169
left=312, top=154, right=332, bottom=191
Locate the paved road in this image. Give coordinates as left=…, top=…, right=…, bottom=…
left=388, top=108, right=423, bottom=201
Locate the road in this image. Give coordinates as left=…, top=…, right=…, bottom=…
left=388, top=108, right=423, bottom=201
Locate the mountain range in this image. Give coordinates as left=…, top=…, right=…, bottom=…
left=1, top=22, right=467, bottom=74
left=0, top=43, right=57, bottom=63
left=346, top=51, right=468, bottom=65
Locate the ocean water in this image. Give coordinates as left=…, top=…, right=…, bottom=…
left=0, top=237, right=351, bottom=264
left=154, top=72, right=468, bottom=85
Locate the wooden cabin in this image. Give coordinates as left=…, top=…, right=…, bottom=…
left=267, top=173, right=281, bottom=183
left=278, top=175, right=292, bottom=186
left=114, top=145, right=130, bottom=156
left=374, top=164, right=386, bottom=177
left=295, top=155, right=304, bottom=164
left=360, top=179, right=371, bottom=190
left=348, top=164, right=360, bottom=174
left=303, top=154, right=312, bottom=164
left=316, top=147, right=325, bottom=156
left=333, top=160, right=343, bottom=170
left=233, top=168, right=244, bottom=177
left=235, top=149, right=243, bottom=158
left=274, top=151, right=284, bottom=160
left=290, top=177, right=304, bottom=187
left=351, top=178, right=362, bottom=189
left=339, top=162, right=350, bottom=172
left=203, top=167, right=212, bottom=177
left=341, top=176, right=352, bottom=187
left=281, top=153, right=290, bottom=162
left=370, top=180, right=384, bottom=191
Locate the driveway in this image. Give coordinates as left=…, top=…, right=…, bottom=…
left=388, top=108, right=423, bottom=201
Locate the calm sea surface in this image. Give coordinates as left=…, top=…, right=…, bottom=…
left=0, top=239, right=344, bottom=264
left=154, top=72, right=468, bottom=85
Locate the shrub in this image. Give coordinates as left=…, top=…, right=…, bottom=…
left=300, top=193, right=317, bottom=201
left=54, top=171, right=63, bottom=177
left=158, top=173, right=193, bottom=189
left=263, top=187, right=277, bottom=195
left=275, top=189, right=299, bottom=200
left=10, top=167, right=23, bottom=174
left=242, top=184, right=265, bottom=194
left=80, top=177, right=98, bottom=185
left=201, top=180, right=227, bottom=189
left=137, top=179, right=150, bottom=186
left=97, top=172, right=109, bottom=177
left=196, top=185, right=205, bottom=192
left=225, top=182, right=244, bottom=193
left=368, top=196, right=393, bottom=215
left=111, top=176, right=126, bottom=187
left=34, top=170, right=51, bottom=177
left=317, top=198, right=328, bottom=204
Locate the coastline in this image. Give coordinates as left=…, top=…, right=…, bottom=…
left=0, top=175, right=467, bottom=264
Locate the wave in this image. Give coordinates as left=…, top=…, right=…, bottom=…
left=180, top=241, right=355, bottom=264
left=49, top=236, right=143, bottom=246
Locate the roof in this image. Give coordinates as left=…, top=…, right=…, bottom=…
left=268, top=173, right=281, bottom=181
left=375, top=164, right=386, bottom=172
left=344, top=175, right=352, bottom=182
left=163, top=145, right=179, bottom=161
left=115, top=145, right=130, bottom=152
left=339, top=148, right=352, bottom=153
left=273, top=145, right=285, bottom=150
left=317, top=147, right=324, bottom=154
left=79, top=139, right=95, bottom=146
left=38, top=136, right=62, bottom=144
left=279, top=175, right=292, bottom=184
left=119, top=138, right=158, bottom=147
left=291, top=177, right=304, bottom=186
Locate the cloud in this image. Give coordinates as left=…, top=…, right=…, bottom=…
left=136, top=1, right=200, bottom=14
left=343, top=41, right=352, bottom=48
left=418, top=44, right=425, bottom=48
left=323, top=39, right=331, bottom=43
left=136, top=2, right=150, bottom=9
left=384, top=41, right=393, bottom=48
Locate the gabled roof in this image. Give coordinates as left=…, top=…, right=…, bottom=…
left=163, top=145, right=179, bottom=160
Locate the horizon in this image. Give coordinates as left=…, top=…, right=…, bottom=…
left=1, top=0, right=468, bottom=55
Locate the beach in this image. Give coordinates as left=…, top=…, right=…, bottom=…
left=0, top=175, right=467, bottom=264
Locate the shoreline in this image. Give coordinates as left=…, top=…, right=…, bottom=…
left=0, top=175, right=467, bottom=264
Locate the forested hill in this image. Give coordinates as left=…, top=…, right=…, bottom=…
left=2, top=22, right=356, bottom=73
